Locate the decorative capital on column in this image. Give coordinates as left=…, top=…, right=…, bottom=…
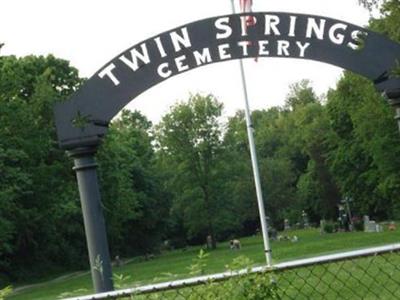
left=384, top=88, right=400, bottom=106
left=67, top=146, right=98, bottom=158
left=67, top=147, right=99, bottom=171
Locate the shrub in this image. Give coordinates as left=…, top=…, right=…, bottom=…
left=0, top=286, right=12, bottom=300
left=184, top=254, right=280, bottom=299
left=323, top=222, right=337, bottom=233
left=352, top=217, right=364, bottom=231
left=186, top=271, right=280, bottom=299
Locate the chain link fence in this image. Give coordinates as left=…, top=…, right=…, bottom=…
left=65, top=244, right=400, bottom=300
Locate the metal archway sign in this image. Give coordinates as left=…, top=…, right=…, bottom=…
left=54, top=12, right=400, bottom=294
left=55, top=12, right=400, bottom=149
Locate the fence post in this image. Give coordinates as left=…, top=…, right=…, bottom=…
left=68, top=147, right=114, bottom=293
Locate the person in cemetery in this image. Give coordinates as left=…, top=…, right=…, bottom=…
left=230, top=239, right=241, bottom=250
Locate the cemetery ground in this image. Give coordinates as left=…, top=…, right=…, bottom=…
left=8, top=228, right=399, bottom=300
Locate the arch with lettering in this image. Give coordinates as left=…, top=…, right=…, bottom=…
left=54, top=12, right=400, bottom=149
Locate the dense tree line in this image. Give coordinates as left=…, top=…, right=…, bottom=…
left=1, top=0, right=399, bottom=286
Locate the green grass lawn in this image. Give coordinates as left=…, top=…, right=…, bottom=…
left=7, top=229, right=400, bottom=300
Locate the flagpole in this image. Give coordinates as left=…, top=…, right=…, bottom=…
left=230, top=0, right=272, bottom=267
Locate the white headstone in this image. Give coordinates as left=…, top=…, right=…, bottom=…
left=365, top=220, right=377, bottom=232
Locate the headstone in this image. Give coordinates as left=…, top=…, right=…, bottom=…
left=284, top=219, right=290, bottom=231
left=115, top=255, right=122, bottom=267
left=363, top=215, right=370, bottom=231
left=302, top=211, right=309, bottom=229
left=320, top=219, right=326, bottom=234
left=206, top=235, right=212, bottom=249
left=365, top=220, right=377, bottom=232
left=269, top=228, right=278, bottom=240
left=363, top=215, right=384, bottom=233
left=338, top=205, right=349, bottom=231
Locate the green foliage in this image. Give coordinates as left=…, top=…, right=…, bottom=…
left=185, top=254, right=279, bottom=300
left=56, top=289, right=88, bottom=299
left=0, top=286, right=12, bottom=300
left=225, top=255, right=254, bottom=271
left=2, top=1, right=400, bottom=289
left=369, top=0, right=400, bottom=42
left=187, top=249, right=210, bottom=276
left=0, top=55, right=84, bottom=284
left=155, top=94, right=230, bottom=248
left=188, top=272, right=280, bottom=300
left=221, top=111, right=259, bottom=234
left=353, top=218, right=365, bottom=231
left=284, top=80, right=318, bottom=111
left=112, top=273, right=132, bottom=289
left=323, top=222, right=337, bottom=234
left=226, top=81, right=340, bottom=227
left=326, top=73, right=400, bottom=219
left=97, top=110, right=169, bottom=257
left=358, top=0, right=384, bottom=11
left=9, top=230, right=400, bottom=300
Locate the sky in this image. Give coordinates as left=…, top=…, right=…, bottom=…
left=1, top=0, right=372, bottom=123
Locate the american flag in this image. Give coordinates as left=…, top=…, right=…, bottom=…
left=239, top=0, right=255, bottom=27
left=239, top=0, right=258, bottom=61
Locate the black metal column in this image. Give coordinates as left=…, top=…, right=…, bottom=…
left=68, top=147, right=114, bottom=293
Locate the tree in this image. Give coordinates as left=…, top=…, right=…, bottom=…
left=369, top=0, right=400, bottom=42
left=252, top=108, right=299, bottom=227
left=358, top=0, right=384, bottom=11
left=284, top=80, right=318, bottom=111
left=0, top=55, right=84, bottom=283
left=221, top=111, right=262, bottom=235
left=155, top=94, right=226, bottom=249
left=223, top=108, right=300, bottom=229
left=97, top=110, right=169, bottom=256
left=293, top=103, right=341, bottom=220
left=326, top=72, right=400, bottom=219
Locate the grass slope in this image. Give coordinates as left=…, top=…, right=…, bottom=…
left=8, top=229, right=400, bottom=300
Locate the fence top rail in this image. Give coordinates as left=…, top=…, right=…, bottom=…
left=273, top=242, right=400, bottom=270
left=64, top=243, right=400, bottom=300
